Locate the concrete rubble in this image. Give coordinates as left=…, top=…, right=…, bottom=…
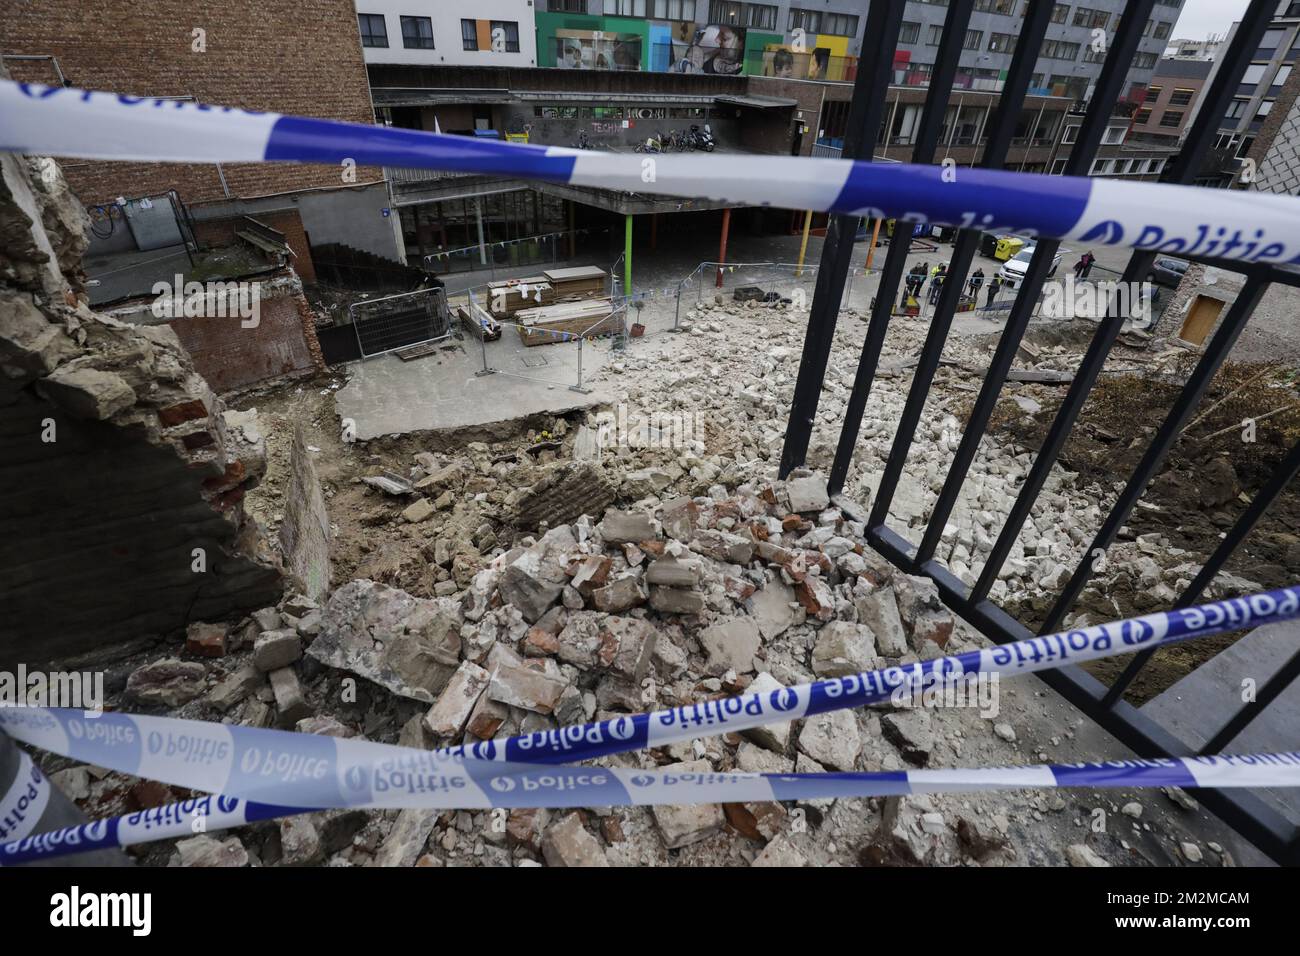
left=38, top=295, right=1260, bottom=869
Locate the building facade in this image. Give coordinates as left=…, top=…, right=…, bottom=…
left=354, top=0, right=539, bottom=68
left=2, top=0, right=403, bottom=262
left=1203, top=5, right=1300, bottom=185
left=1128, top=56, right=1212, bottom=142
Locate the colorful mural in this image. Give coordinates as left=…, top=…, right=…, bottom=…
left=534, top=14, right=852, bottom=79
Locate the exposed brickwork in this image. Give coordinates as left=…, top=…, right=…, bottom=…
left=4, top=0, right=382, bottom=205
left=161, top=281, right=322, bottom=392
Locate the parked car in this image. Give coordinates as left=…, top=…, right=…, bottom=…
left=1147, top=256, right=1188, bottom=288
left=998, top=244, right=1062, bottom=287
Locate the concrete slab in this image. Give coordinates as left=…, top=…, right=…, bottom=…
left=1142, top=619, right=1300, bottom=829
left=335, top=328, right=615, bottom=440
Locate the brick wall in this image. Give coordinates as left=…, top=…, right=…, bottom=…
left=3, top=0, right=382, bottom=204
left=164, top=281, right=325, bottom=392
left=191, top=208, right=317, bottom=283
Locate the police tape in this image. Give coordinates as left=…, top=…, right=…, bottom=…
left=0, top=750, right=51, bottom=845
left=4, top=80, right=1300, bottom=265
left=6, top=752, right=1300, bottom=864
left=2, top=585, right=1299, bottom=861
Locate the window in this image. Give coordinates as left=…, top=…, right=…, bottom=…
left=974, top=0, right=1015, bottom=12
left=789, top=8, right=820, bottom=32
left=822, top=12, right=859, bottom=36
left=551, top=0, right=587, bottom=11
left=988, top=33, right=1017, bottom=54
left=1146, top=86, right=1163, bottom=97
left=1132, top=52, right=1158, bottom=69
left=1159, top=110, right=1183, bottom=128
left=1169, top=88, right=1194, bottom=106
left=1134, top=107, right=1152, bottom=123
left=462, top=19, right=478, bottom=51
left=1242, top=63, right=1268, bottom=85
left=1073, top=7, right=1108, bottom=29
left=1224, top=98, right=1248, bottom=119
left=1051, top=158, right=1068, bottom=174
left=401, top=16, right=434, bottom=50
left=1256, top=99, right=1275, bottom=120
left=1103, top=125, right=1125, bottom=144
left=710, top=0, right=742, bottom=22
left=358, top=13, right=388, bottom=48
left=1152, top=21, right=1171, bottom=40
left=1041, top=40, right=1079, bottom=60
left=963, top=29, right=982, bottom=50
left=927, top=24, right=943, bottom=46
left=1082, top=44, right=1105, bottom=63
left=899, top=21, right=921, bottom=44
left=1051, top=4, right=1070, bottom=24
left=1260, top=28, right=1286, bottom=50
left=1061, top=124, right=1079, bottom=144
left=491, top=21, right=520, bottom=52
left=746, top=4, right=777, bottom=29
left=610, top=0, right=646, bottom=14
left=654, top=0, right=697, bottom=17
left=1273, top=65, right=1294, bottom=87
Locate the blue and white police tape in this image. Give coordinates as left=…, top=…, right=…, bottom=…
left=0, top=750, right=51, bottom=845
left=2, top=586, right=1297, bottom=791
left=1, top=585, right=1299, bottom=861
left=4, top=80, right=1300, bottom=265
left=6, top=751, right=1300, bottom=864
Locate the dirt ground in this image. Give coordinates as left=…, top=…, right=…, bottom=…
left=985, top=328, right=1300, bottom=702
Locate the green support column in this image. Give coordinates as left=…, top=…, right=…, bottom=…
left=624, top=213, right=633, bottom=297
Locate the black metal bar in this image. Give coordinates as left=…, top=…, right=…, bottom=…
left=1201, top=647, right=1300, bottom=756
left=914, top=0, right=1150, bottom=564
left=777, top=0, right=909, bottom=479
left=840, top=507, right=1300, bottom=866
left=1104, top=437, right=1300, bottom=706
left=867, top=231, right=979, bottom=534
left=1039, top=276, right=1268, bottom=635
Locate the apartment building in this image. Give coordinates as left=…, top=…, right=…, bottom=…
left=1203, top=4, right=1300, bottom=184
left=354, top=0, right=539, bottom=67
left=1128, top=56, right=1212, bottom=142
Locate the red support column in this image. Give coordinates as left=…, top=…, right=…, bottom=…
left=716, top=207, right=732, bottom=287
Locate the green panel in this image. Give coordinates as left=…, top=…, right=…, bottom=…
left=742, top=31, right=783, bottom=76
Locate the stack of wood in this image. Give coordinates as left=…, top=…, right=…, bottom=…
left=514, top=297, right=620, bottom=347
left=486, top=277, right=552, bottom=316
left=544, top=266, right=607, bottom=299
left=485, top=267, right=608, bottom=317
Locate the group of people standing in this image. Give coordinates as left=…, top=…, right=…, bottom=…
left=903, top=262, right=1003, bottom=310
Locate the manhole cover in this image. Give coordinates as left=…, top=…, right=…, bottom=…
left=520, top=354, right=549, bottom=368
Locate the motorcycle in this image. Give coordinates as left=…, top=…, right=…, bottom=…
left=690, top=123, right=715, bottom=152
left=634, top=132, right=663, bottom=153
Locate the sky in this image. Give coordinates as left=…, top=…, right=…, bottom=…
left=1171, top=0, right=1253, bottom=40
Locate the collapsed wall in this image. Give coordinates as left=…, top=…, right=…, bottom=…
left=0, top=149, right=283, bottom=666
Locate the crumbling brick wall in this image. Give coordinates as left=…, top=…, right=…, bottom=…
left=190, top=209, right=318, bottom=284
left=109, top=273, right=327, bottom=393
left=2, top=0, right=382, bottom=205
left=0, top=142, right=283, bottom=665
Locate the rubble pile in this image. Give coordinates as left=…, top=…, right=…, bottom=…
left=35, top=299, right=1252, bottom=868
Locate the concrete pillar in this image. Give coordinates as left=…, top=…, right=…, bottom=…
left=716, top=207, right=732, bottom=288
left=474, top=198, right=487, bottom=265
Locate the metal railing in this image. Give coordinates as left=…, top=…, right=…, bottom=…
left=349, top=286, right=451, bottom=358
left=777, top=0, right=1300, bottom=864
